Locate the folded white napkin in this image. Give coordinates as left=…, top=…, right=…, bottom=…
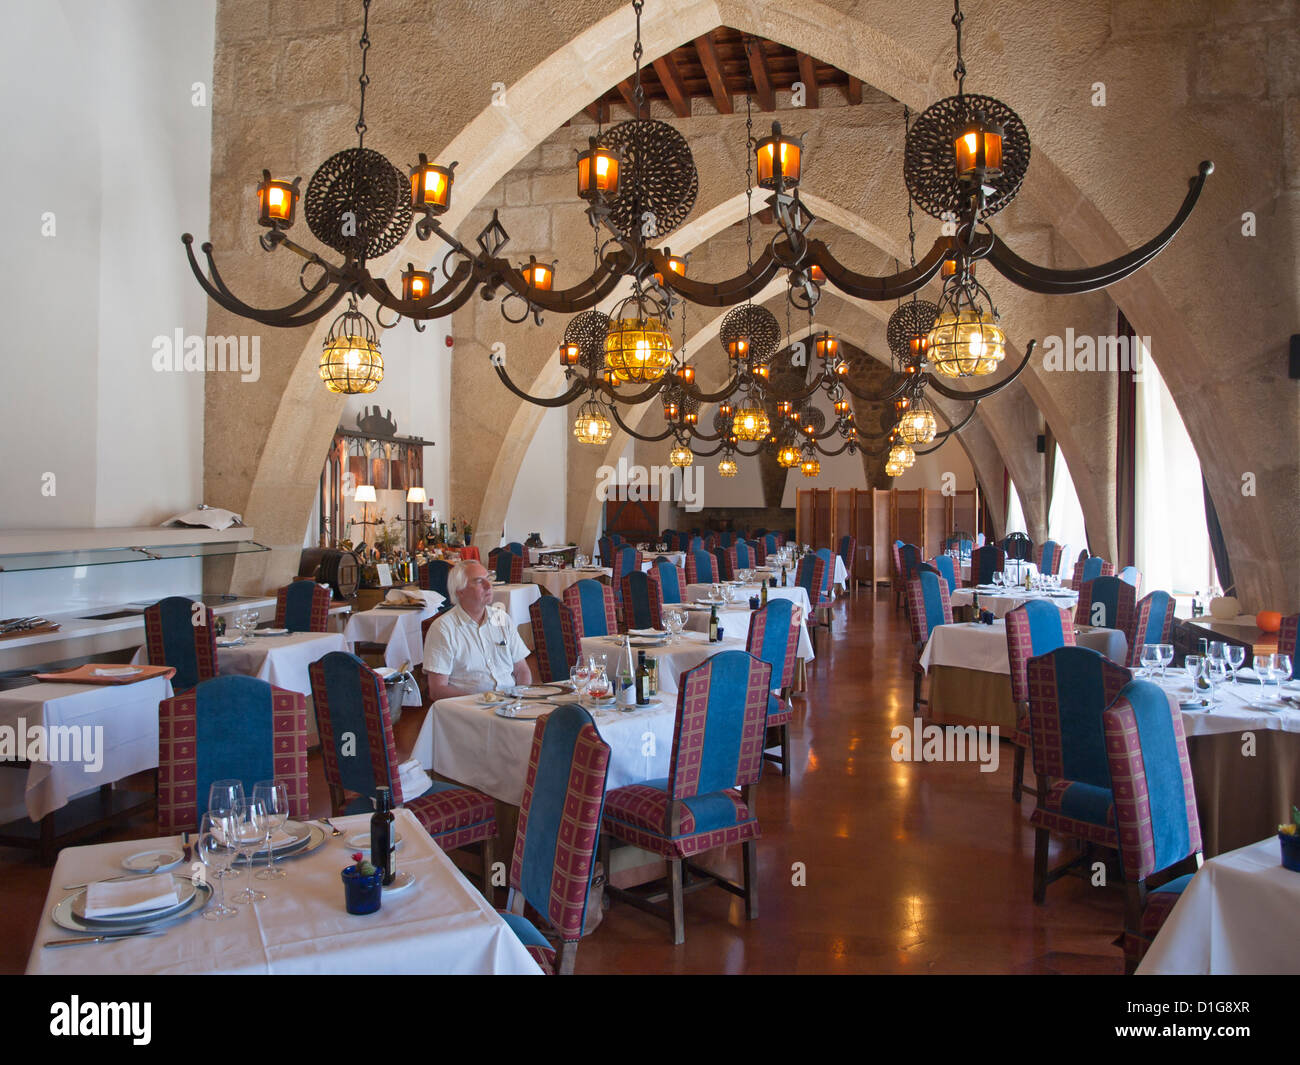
left=84, top=873, right=178, bottom=918
left=385, top=588, right=424, bottom=605
left=629, top=628, right=666, bottom=637
left=397, top=757, right=433, bottom=801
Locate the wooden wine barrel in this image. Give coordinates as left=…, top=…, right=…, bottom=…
left=297, top=548, right=359, bottom=599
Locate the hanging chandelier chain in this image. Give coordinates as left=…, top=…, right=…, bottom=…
left=632, top=0, right=645, bottom=118
left=904, top=107, right=917, bottom=268
left=951, top=0, right=966, bottom=97
left=355, top=0, right=372, bottom=146
left=745, top=82, right=754, bottom=268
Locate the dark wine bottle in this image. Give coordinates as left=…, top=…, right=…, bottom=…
left=636, top=651, right=649, bottom=705
left=709, top=604, right=719, bottom=643
left=371, top=785, right=395, bottom=886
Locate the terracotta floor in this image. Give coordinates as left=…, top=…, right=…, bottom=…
left=0, top=587, right=1128, bottom=975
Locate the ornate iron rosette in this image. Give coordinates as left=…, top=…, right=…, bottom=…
left=305, top=147, right=412, bottom=260
left=719, top=304, right=781, bottom=366
left=712, top=406, right=734, bottom=435
left=796, top=404, right=826, bottom=436
left=595, top=119, right=698, bottom=241
left=886, top=299, right=940, bottom=358
left=904, top=93, right=1030, bottom=221
left=562, top=310, right=611, bottom=374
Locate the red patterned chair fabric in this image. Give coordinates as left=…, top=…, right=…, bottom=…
left=619, top=571, right=664, bottom=632
left=562, top=579, right=619, bottom=640
left=1125, top=591, right=1176, bottom=668
left=746, top=599, right=801, bottom=776
left=1070, top=553, right=1115, bottom=588
left=144, top=596, right=218, bottom=693
left=904, top=571, right=952, bottom=715
left=157, top=676, right=309, bottom=834
left=500, top=705, right=612, bottom=974
left=309, top=652, right=497, bottom=876
left=1278, top=615, right=1298, bottom=679
left=601, top=650, right=770, bottom=943
left=684, top=549, right=720, bottom=586
left=1004, top=602, right=1077, bottom=803
left=273, top=580, right=331, bottom=632
left=1075, top=576, right=1137, bottom=635
left=1102, top=680, right=1203, bottom=972
left=529, top=597, right=581, bottom=683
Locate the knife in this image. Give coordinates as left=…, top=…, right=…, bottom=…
left=44, top=929, right=164, bottom=948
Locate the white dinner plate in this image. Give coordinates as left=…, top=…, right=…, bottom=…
left=253, top=628, right=289, bottom=637
left=121, top=848, right=184, bottom=874
left=629, top=636, right=668, bottom=647
left=346, top=831, right=405, bottom=852
left=501, top=683, right=565, bottom=699
left=55, top=880, right=211, bottom=935
left=73, top=875, right=197, bottom=924
left=494, top=702, right=550, bottom=720
left=383, top=870, right=416, bottom=894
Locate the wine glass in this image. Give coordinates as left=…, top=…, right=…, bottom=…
left=253, top=781, right=290, bottom=881
left=1224, top=644, right=1244, bottom=687
left=227, top=798, right=268, bottom=902
left=570, top=661, right=593, bottom=706
left=587, top=653, right=607, bottom=680
left=1254, top=654, right=1276, bottom=697
left=1274, top=653, right=1293, bottom=695
left=1184, top=655, right=1202, bottom=695
left=1157, top=643, right=1175, bottom=681
left=207, top=781, right=245, bottom=877
left=669, top=609, right=687, bottom=642
left=1139, top=644, right=1159, bottom=678
left=197, top=813, right=238, bottom=920
left=586, top=667, right=612, bottom=703
left=1206, top=657, right=1228, bottom=704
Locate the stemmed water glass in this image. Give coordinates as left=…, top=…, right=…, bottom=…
left=570, top=661, right=593, bottom=706
left=1139, top=644, right=1159, bottom=678
left=667, top=609, right=686, bottom=643
left=207, top=781, right=244, bottom=878
left=1184, top=655, right=1202, bottom=696
left=1253, top=654, right=1276, bottom=698
left=1157, top=643, right=1174, bottom=681
left=1224, top=644, right=1245, bottom=688
left=198, top=813, right=238, bottom=920
left=1274, top=654, right=1293, bottom=697
left=227, top=798, right=268, bottom=903
left=253, top=780, right=290, bottom=881
left=1206, top=657, right=1228, bottom=704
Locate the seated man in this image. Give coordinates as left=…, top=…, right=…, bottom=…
left=423, top=560, right=532, bottom=703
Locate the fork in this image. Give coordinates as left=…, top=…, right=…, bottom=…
left=320, top=817, right=343, bottom=837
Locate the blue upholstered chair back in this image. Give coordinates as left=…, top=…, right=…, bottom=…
left=309, top=651, right=395, bottom=811
left=1020, top=598, right=1070, bottom=651
left=1119, top=565, right=1140, bottom=587
left=916, top=570, right=949, bottom=637
left=572, top=579, right=612, bottom=636
left=899, top=543, right=922, bottom=582
left=608, top=533, right=624, bottom=547
left=668, top=650, right=771, bottom=800
left=1134, top=590, right=1174, bottom=648
left=506, top=542, right=525, bottom=556
left=150, top=595, right=205, bottom=690
left=815, top=548, right=834, bottom=597
left=1083, top=575, right=1126, bottom=629
left=795, top=555, right=822, bottom=603
left=764, top=533, right=778, bottom=554
left=653, top=560, right=682, bottom=603
left=280, top=580, right=319, bottom=632
left=718, top=531, right=734, bottom=548
left=530, top=595, right=577, bottom=683
left=1081, top=555, right=1106, bottom=583
left=513, top=703, right=610, bottom=940
left=735, top=540, right=754, bottom=568
left=623, top=570, right=657, bottom=630
left=690, top=548, right=715, bottom=582
left=424, top=559, right=451, bottom=599
left=614, top=545, right=639, bottom=582
left=1030, top=646, right=1122, bottom=790
left=191, top=675, right=278, bottom=820
left=597, top=536, right=613, bottom=564
left=1040, top=539, right=1061, bottom=575
left=688, top=536, right=703, bottom=553
left=930, top=554, right=957, bottom=596
left=748, top=597, right=795, bottom=694
left=494, top=549, right=517, bottom=582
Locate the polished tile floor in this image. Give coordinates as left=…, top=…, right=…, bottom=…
left=0, top=586, right=1127, bottom=974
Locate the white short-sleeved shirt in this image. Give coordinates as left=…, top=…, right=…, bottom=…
left=422, top=603, right=529, bottom=693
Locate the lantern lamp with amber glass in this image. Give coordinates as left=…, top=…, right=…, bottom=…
left=954, top=110, right=1004, bottom=186
left=926, top=305, right=1006, bottom=377
left=718, top=456, right=739, bottom=478
left=896, top=394, right=938, bottom=445
left=409, top=154, right=455, bottom=216
left=669, top=444, right=694, bottom=468
left=523, top=258, right=555, bottom=291
left=256, top=171, right=300, bottom=229
left=732, top=399, right=770, bottom=441
left=800, top=453, right=821, bottom=478
left=603, top=295, right=674, bottom=384
left=777, top=443, right=801, bottom=469
left=755, top=122, right=803, bottom=191
left=576, top=139, right=620, bottom=201
left=573, top=400, right=613, bottom=446
left=401, top=263, right=434, bottom=302
left=319, top=302, right=384, bottom=395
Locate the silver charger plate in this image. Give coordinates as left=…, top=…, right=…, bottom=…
left=121, top=848, right=185, bottom=874
left=67, top=875, right=200, bottom=928
left=494, top=702, right=550, bottom=720
left=265, top=822, right=326, bottom=862
left=55, top=880, right=212, bottom=935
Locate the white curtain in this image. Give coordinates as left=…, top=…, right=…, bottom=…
left=1005, top=480, right=1027, bottom=535
left=1048, top=445, right=1089, bottom=576
left=1135, top=349, right=1216, bottom=596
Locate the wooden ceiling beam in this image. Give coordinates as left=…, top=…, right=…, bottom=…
left=796, top=52, right=820, bottom=109
left=693, top=32, right=733, bottom=114
left=652, top=53, right=692, bottom=119
left=846, top=76, right=863, bottom=105
left=745, top=39, right=776, bottom=111
left=615, top=79, right=640, bottom=117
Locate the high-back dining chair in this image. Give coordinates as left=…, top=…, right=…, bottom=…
left=650, top=560, right=685, bottom=605
left=612, top=545, right=642, bottom=587
left=144, top=596, right=218, bottom=693
left=718, top=531, right=734, bottom=549
left=562, top=578, right=619, bottom=639
left=685, top=547, right=719, bottom=586
left=928, top=554, right=960, bottom=597
left=600, top=650, right=771, bottom=944
left=905, top=571, right=953, bottom=715
left=597, top=536, right=614, bottom=566
left=1001, top=532, right=1033, bottom=561
left=494, top=549, right=524, bottom=584
left=815, top=547, right=836, bottom=599
left=505, top=542, right=526, bottom=557
left=157, top=675, right=309, bottom=834
left=420, top=558, right=452, bottom=599
left=310, top=652, right=498, bottom=889
left=763, top=533, right=779, bottom=557
left=1102, top=679, right=1203, bottom=973
left=1118, top=566, right=1142, bottom=593
left=1126, top=591, right=1175, bottom=668
left=499, top=704, right=611, bottom=975
left=1076, top=575, right=1137, bottom=634
left=795, top=554, right=829, bottom=650
left=1037, top=540, right=1064, bottom=576
left=620, top=570, right=664, bottom=632
left=734, top=539, right=756, bottom=570
left=1072, top=553, right=1113, bottom=588
left=714, top=546, right=736, bottom=582
left=746, top=598, right=801, bottom=777
left=837, top=535, right=857, bottom=596
left=1026, top=646, right=1132, bottom=903
left=1004, top=601, right=1076, bottom=804
left=1279, top=615, right=1299, bottom=679
left=529, top=596, right=582, bottom=683
left=970, top=545, right=1006, bottom=585
left=274, top=580, right=331, bottom=633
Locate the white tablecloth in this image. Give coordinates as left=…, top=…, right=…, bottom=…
left=672, top=586, right=814, bottom=662
left=1145, top=674, right=1300, bottom=738
left=918, top=620, right=1128, bottom=674
left=522, top=567, right=609, bottom=597
left=344, top=593, right=444, bottom=670
left=0, top=676, right=174, bottom=823
left=960, top=559, right=1038, bottom=583
left=950, top=587, right=1078, bottom=619
left=414, top=694, right=673, bottom=807
left=491, top=582, right=542, bottom=649
left=1138, top=838, right=1300, bottom=975
left=581, top=630, right=746, bottom=695
left=526, top=545, right=577, bottom=565
left=25, top=809, right=541, bottom=975
left=215, top=632, right=349, bottom=697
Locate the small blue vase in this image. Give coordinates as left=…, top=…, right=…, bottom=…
left=342, top=865, right=384, bottom=914
left=1280, top=832, right=1300, bottom=873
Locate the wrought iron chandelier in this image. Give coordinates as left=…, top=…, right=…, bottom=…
left=182, top=0, right=1213, bottom=463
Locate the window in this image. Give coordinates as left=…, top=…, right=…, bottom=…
left=1005, top=480, right=1027, bottom=535
left=1048, top=446, right=1089, bottom=576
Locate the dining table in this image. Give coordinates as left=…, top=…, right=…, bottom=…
left=490, top=582, right=542, bottom=649
left=959, top=558, right=1038, bottom=584
left=949, top=584, right=1078, bottom=620
left=522, top=565, right=610, bottom=597
left=917, top=619, right=1128, bottom=731
left=1137, top=836, right=1300, bottom=975
left=580, top=629, right=748, bottom=696
left=413, top=690, right=674, bottom=808
left=343, top=591, right=445, bottom=671
left=0, top=674, right=175, bottom=835
left=672, top=586, right=815, bottom=662
left=25, top=809, right=542, bottom=974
